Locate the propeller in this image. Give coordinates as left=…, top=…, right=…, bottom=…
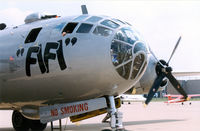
left=145, top=36, right=189, bottom=105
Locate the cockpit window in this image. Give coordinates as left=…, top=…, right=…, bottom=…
left=100, top=20, right=120, bottom=29
left=86, top=16, right=103, bottom=23
left=62, top=22, right=78, bottom=34
left=125, top=22, right=132, bottom=26
left=112, top=18, right=125, bottom=25
left=111, top=26, right=147, bottom=80
left=76, top=23, right=93, bottom=33
left=25, top=27, right=42, bottom=43
left=73, top=15, right=89, bottom=21
left=114, top=27, right=139, bottom=45
left=93, top=26, right=113, bottom=37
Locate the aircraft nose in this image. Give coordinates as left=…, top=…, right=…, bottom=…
left=131, top=42, right=148, bottom=80
left=110, top=40, right=148, bottom=80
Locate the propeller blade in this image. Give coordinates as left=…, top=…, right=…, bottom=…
left=166, top=72, right=188, bottom=99
left=167, top=36, right=181, bottom=65
left=149, top=47, right=165, bottom=68
left=145, top=74, right=165, bottom=105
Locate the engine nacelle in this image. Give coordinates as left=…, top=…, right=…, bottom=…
left=125, top=54, right=168, bottom=94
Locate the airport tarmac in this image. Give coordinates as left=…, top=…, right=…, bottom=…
left=0, top=101, right=199, bottom=131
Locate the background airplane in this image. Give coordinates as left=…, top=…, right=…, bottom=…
left=164, top=94, right=200, bottom=105
left=120, top=94, right=146, bottom=104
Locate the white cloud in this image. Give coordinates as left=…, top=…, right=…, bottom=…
left=0, top=8, right=32, bottom=26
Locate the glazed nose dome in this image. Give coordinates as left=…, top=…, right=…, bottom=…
left=110, top=27, right=148, bottom=80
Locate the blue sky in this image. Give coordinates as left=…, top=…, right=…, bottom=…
left=1, top=0, right=200, bottom=72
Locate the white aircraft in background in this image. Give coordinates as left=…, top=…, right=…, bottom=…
left=120, top=94, right=146, bottom=104
left=0, top=5, right=188, bottom=131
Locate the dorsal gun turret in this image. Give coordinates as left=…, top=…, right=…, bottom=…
left=24, top=12, right=59, bottom=24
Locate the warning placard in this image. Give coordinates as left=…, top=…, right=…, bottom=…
left=39, top=97, right=107, bottom=123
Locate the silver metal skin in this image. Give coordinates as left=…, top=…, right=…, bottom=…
left=0, top=14, right=149, bottom=116
left=133, top=54, right=158, bottom=94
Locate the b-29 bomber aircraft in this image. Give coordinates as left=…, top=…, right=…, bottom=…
left=0, top=5, right=189, bottom=131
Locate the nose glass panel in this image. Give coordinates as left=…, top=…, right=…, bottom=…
left=131, top=54, right=145, bottom=80
left=134, top=42, right=147, bottom=53
left=111, top=27, right=147, bottom=80
left=116, top=61, right=132, bottom=80
left=111, top=40, right=132, bottom=67
left=114, top=27, right=139, bottom=45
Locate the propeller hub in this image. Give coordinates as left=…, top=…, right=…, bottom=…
left=166, top=66, right=172, bottom=73
left=155, top=60, right=168, bottom=75
left=145, top=36, right=188, bottom=105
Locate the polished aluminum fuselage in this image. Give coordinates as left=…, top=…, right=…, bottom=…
left=0, top=15, right=149, bottom=109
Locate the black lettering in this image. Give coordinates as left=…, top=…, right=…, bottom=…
left=44, top=42, right=58, bottom=73
left=57, top=40, right=67, bottom=70
left=16, top=49, right=20, bottom=57
left=26, top=40, right=68, bottom=76
left=21, top=48, right=24, bottom=56
left=37, top=44, right=46, bottom=74
left=26, top=46, right=39, bottom=76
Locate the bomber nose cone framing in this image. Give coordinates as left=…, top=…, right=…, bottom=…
left=110, top=27, right=148, bottom=81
